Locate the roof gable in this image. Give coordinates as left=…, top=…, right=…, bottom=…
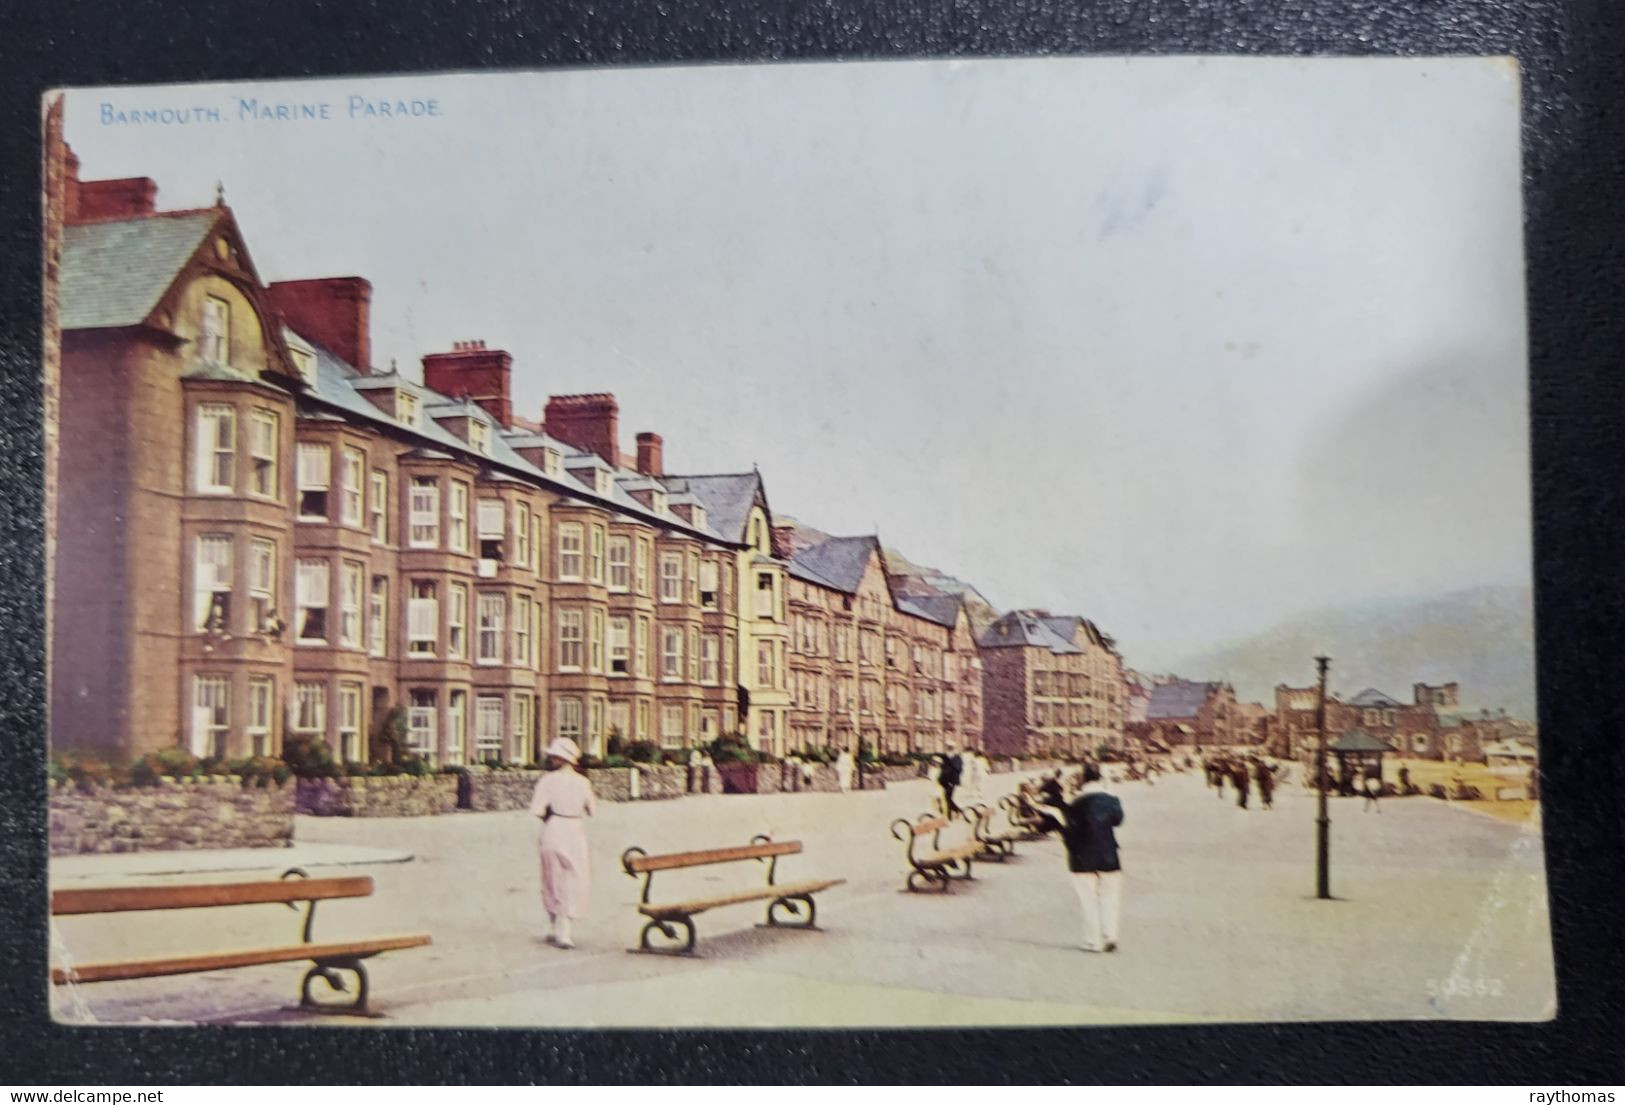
left=61, top=210, right=221, bottom=331
left=1348, top=688, right=1402, bottom=707
left=1145, top=680, right=1220, bottom=720
left=788, top=535, right=878, bottom=595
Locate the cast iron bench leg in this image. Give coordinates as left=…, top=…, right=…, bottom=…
left=636, top=915, right=698, bottom=956
left=300, top=957, right=371, bottom=1016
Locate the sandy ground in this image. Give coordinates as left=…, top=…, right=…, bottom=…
left=49, top=769, right=1555, bottom=1028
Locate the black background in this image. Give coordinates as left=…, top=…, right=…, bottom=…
left=1, top=0, right=1622, bottom=1085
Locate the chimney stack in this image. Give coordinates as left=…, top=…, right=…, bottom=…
left=69, top=176, right=157, bottom=223
left=421, top=340, right=514, bottom=428
left=635, top=432, right=663, bottom=477
left=771, top=521, right=798, bottom=559
left=267, top=277, right=373, bottom=373
left=544, top=393, right=620, bottom=466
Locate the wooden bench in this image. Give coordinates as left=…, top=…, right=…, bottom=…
left=890, top=812, right=980, bottom=892
left=50, top=867, right=431, bottom=1016
left=620, top=835, right=845, bottom=956
left=964, top=802, right=1023, bottom=861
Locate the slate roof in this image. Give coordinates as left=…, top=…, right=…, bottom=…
left=1145, top=680, right=1221, bottom=721
left=1331, top=729, right=1394, bottom=753
left=291, top=330, right=727, bottom=544
left=60, top=211, right=220, bottom=331
left=895, top=593, right=963, bottom=628
left=786, top=535, right=879, bottom=594
left=661, top=473, right=763, bottom=543
left=1348, top=688, right=1402, bottom=707
left=977, top=610, right=1081, bottom=653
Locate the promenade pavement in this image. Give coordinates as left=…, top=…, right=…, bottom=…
left=49, top=768, right=1554, bottom=1027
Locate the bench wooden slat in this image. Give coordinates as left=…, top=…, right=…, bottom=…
left=50, top=933, right=432, bottom=985
left=910, top=818, right=948, bottom=836
left=641, top=878, right=845, bottom=918
left=52, top=877, right=375, bottom=916
left=920, top=845, right=980, bottom=865
left=627, top=841, right=801, bottom=873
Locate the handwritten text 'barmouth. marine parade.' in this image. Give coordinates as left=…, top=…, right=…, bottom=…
left=98, top=95, right=442, bottom=126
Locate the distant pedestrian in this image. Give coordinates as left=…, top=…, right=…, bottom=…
left=1398, top=765, right=1412, bottom=795
left=936, top=742, right=964, bottom=816
left=1040, top=763, right=1125, bottom=953
left=1233, top=764, right=1250, bottom=810
left=528, top=737, right=596, bottom=948
left=1363, top=768, right=1382, bottom=813
left=1257, top=761, right=1275, bottom=810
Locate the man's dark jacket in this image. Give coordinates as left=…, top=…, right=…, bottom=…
left=1058, top=789, right=1125, bottom=873
left=938, top=753, right=963, bottom=787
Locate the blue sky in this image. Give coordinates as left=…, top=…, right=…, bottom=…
left=62, top=57, right=1532, bottom=669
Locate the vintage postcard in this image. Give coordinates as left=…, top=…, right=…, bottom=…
left=41, top=57, right=1551, bottom=1027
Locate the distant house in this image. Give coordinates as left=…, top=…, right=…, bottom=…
left=1271, top=679, right=1521, bottom=763
left=1126, top=679, right=1239, bottom=749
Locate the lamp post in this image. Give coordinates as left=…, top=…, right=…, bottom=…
left=1314, top=655, right=1332, bottom=900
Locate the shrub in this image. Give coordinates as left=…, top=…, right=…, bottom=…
left=606, top=732, right=627, bottom=758
left=55, top=749, right=121, bottom=790
left=625, top=739, right=662, bottom=764
left=661, top=748, right=691, bottom=766
left=281, top=736, right=342, bottom=779
left=706, top=734, right=759, bottom=765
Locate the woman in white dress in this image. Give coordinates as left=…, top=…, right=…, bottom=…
left=527, top=737, right=596, bottom=948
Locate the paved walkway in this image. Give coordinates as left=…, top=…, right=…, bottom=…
left=49, top=770, right=1554, bottom=1027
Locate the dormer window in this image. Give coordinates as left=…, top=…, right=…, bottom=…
left=288, top=347, right=316, bottom=384
left=542, top=449, right=561, bottom=477
left=469, top=421, right=490, bottom=456
left=595, top=470, right=613, bottom=496
left=651, top=489, right=667, bottom=514
left=397, top=390, right=420, bottom=428
left=200, top=296, right=230, bottom=364
left=690, top=504, right=707, bottom=530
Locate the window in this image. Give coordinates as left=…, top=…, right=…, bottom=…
left=247, top=677, right=274, bottom=756
left=555, top=697, right=583, bottom=744
left=194, top=535, right=232, bottom=632
left=446, top=691, right=467, bottom=765
left=339, top=448, right=364, bottom=526
left=607, top=536, right=631, bottom=592
left=1413, top=733, right=1429, bottom=753
left=756, top=572, right=775, bottom=618
left=339, top=561, right=364, bottom=647
left=661, top=704, right=684, bottom=748
left=661, top=628, right=684, bottom=682
left=609, top=616, right=630, bottom=675
left=249, top=410, right=278, bottom=498
left=541, top=448, right=561, bottom=477
left=688, top=551, right=701, bottom=605
left=478, top=499, right=505, bottom=560
left=448, top=483, right=469, bottom=553
left=292, top=442, right=331, bottom=519
left=589, top=698, right=605, bottom=750
left=659, top=553, right=683, bottom=604
left=477, top=593, right=505, bottom=664
left=196, top=404, right=235, bottom=493
left=757, top=710, right=775, bottom=744
left=608, top=701, right=630, bottom=744
left=397, top=390, right=420, bottom=428
left=514, top=595, right=532, bottom=669
left=757, top=640, right=776, bottom=689
left=635, top=539, right=651, bottom=595
left=295, top=559, right=329, bottom=643
left=636, top=617, right=651, bottom=678
left=293, top=681, right=326, bottom=736
left=191, top=675, right=230, bottom=757
left=368, top=576, right=387, bottom=657
left=469, top=421, right=490, bottom=456
left=689, top=627, right=701, bottom=683
left=557, top=609, right=584, bottom=671
left=513, top=504, right=530, bottom=567
left=200, top=295, right=231, bottom=363
left=407, top=477, right=439, bottom=548
left=369, top=471, right=388, bottom=542
left=512, top=692, right=535, bottom=763
left=407, top=689, right=437, bottom=759
left=558, top=523, right=584, bottom=581
left=448, top=583, right=468, bottom=659
left=337, top=682, right=363, bottom=762
left=589, top=527, right=605, bottom=584
left=701, top=635, right=719, bottom=685
left=408, top=580, right=438, bottom=656
left=588, top=609, right=605, bottom=673
left=475, top=697, right=504, bottom=761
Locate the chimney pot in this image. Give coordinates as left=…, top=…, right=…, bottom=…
left=421, top=342, right=515, bottom=428
left=545, top=394, right=622, bottom=466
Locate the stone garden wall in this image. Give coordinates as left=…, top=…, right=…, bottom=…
left=295, top=775, right=458, bottom=817
left=49, top=777, right=295, bottom=855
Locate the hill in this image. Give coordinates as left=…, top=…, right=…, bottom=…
left=1167, top=585, right=1537, bottom=719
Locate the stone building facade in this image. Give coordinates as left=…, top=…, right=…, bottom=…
left=1126, top=680, right=1241, bottom=749
left=1271, top=680, right=1492, bottom=763
left=977, top=610, right=1125, bottom=758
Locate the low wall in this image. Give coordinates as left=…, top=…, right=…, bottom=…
left=464, top=769, right=543, bottom=812
left=50, top=777, right=295, bottom=855
left=637, top=763, right=687, bottom=801
left=295, top=775, right=458, bottom=817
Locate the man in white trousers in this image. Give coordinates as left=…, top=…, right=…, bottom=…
left=1042, top=762, right=1125, bottom=953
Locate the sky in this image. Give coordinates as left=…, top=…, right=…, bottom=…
left=61, top=57, right=1533, bottom=671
